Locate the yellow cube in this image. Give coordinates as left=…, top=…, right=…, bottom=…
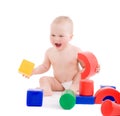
left=18, top=59, right=35, bottom=77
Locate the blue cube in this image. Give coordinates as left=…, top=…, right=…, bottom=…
left=26, top=89, right=43, bottom=106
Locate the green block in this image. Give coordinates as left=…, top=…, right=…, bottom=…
left=59, top=90, right=76, bottom=110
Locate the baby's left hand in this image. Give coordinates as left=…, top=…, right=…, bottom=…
left=96, top=64, right=100, bottom=73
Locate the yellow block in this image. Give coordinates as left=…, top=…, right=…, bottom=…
left=18, top=59, right=35, bottom=77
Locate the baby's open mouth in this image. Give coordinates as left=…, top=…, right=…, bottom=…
left=55, top=43, right=62, bottom=47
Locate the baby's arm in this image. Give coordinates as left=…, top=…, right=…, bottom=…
left=32, top=51, right=51, bottom=75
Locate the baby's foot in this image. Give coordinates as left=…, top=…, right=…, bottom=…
left=36, top=87, right=53, bottom=96
left=70, top=86, right=79, bottom=95
left=43, top=89, right=53, bottom=96
left=70, top=89, right=79, bottom=95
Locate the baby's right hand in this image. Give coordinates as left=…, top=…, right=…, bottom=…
left=22, top=74, right=31, bottom=79
left=22, top=69, right=35, bottom=78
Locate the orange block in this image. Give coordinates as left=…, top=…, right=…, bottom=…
left=94, top=87, right=120, bottom=104
left=18, top=59, right=35, bottom=77
left=78, top=52, right=99, bottom=79
left=101, top=100, right=120, bottom=116
left=79, top=79, right=94, bottom=96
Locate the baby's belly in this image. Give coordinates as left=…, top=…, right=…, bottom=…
left=54, top=70, right=79, bottom=83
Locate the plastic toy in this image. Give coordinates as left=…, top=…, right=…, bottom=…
left=103, top=96, right=115, bottom=101
left=79, top=79, right=94, bottom=96
left=76, top=96, right=95, bottom=104
left=101, top=100, right=120, bottom=116
left=78, top=52, right=98, bottom=79
left=26, top=89, right=43, bottom=106
left=100, top=85, right=116, bottom=101
left=100, top=85, right=116, bottom=89
left=18, top=59, right=35, bottom=77
left=77, top=79, right=94, bottom=104
left=94, top=87, right=120, bottom=104
left=59, top=90, right=76, bottom=110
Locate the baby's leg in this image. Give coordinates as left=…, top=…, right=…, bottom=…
left=39, top=76, right=64, bottom=96
left=39, top=76, right=53, bottom=96
left=70, top=82, right=79, bottom=95
left=70, top=73, right=80, bottom=95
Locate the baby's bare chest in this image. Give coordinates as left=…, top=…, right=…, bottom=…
left=50, top=54, right=78, bottom=67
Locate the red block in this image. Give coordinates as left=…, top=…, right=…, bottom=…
left=101, top=100, right=120, bottom=116
left=79, top=79, right=94, bottom=96
left=78, top=52, right=99, bottom=79
left=94, top=87, right=120, bottom=104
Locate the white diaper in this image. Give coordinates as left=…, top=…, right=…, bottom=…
left=61, top=81, right=72, bottom=90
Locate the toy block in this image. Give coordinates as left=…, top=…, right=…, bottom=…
left=101, top=100, right=120, bottom=116
left=59, top=90, right=76, bottom=110
left=94, top=87, right=120, bottom=104
left=78, top=52, right=99, bottom=79
left=100, top=85, right=116, bottom=89
left=18, top=59, right=35, bottom=77
left=76, top=95, right=95, bottom=104
left=79, top=79, right=94, bottom=96
left=26, top=89, right=43, bottom=106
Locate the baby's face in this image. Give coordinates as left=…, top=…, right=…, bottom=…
left=50, top=23, right=72, bottom=51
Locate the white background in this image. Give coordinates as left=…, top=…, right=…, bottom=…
left=0, top=0, right=120, bottom=115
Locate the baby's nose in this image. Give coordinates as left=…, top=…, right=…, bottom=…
left=55, top=37, right=60, bottom=41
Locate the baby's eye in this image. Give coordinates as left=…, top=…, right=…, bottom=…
left=51, top=34, right=56, bottom=37
left=59, top=35, right=64, bottom=37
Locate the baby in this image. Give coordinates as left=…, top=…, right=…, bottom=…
left=25, top=16, right=99, bottom=96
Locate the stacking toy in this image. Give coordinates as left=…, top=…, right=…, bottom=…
left=59, top=90, right=76, bottom=110
left=18, top=59, right=35, bottom=77
left=94, top=87, right=120, bottom=104
left=79, top=79, right=94, bottom=96
left=101, top=100, right=120, bottom=116
left=26, top=89, right=43, bottom=106
left=78, top=52, right=98, bottom=79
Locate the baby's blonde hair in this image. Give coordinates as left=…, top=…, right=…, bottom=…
left=51, top=16, right=73, bottom=34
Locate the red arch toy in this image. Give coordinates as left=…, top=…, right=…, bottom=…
left=78, top=52, right=99, bottom=79
left=94, top=87, right=120, bottom=104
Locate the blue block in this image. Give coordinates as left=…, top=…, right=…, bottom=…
left=100, top=85, right=116, bottom=89
left=76, top=95, right=95, bottom=104
left=26, top=89, right=43, bottom=106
